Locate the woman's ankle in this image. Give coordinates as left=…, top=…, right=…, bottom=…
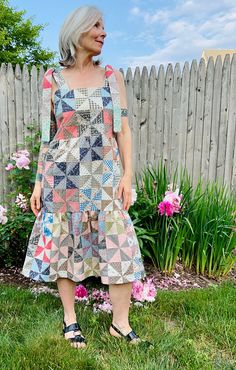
left=64, top=312, right=77, bottom=324
left=111, top=320, right=131, bottom=332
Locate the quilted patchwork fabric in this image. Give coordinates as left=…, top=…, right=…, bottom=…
left=21, top=64, right=146, bottom=284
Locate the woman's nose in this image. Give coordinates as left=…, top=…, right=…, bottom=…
left=101, top=29, right=107, bottom=38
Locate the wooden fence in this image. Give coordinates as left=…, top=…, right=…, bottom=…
left=0, top=55, right=236, bottom=203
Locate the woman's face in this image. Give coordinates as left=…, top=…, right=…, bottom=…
left=77, top=17, right=107, bottom=56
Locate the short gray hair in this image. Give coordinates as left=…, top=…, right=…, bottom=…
left=59, top=5, right=103, bottom=67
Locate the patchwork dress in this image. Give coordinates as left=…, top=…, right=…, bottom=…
left=21, top=64, right=146, bottom=284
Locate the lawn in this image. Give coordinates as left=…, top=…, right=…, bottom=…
left=0, top=281, right=235, bottom=370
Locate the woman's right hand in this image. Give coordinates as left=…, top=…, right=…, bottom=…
left=30, top=183, right=42, bottom=217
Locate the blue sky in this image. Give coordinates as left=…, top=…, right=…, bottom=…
left=9, top=0, right=236, bottom=72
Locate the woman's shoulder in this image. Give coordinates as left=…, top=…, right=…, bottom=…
left=113, top=68, right=123, bottom=80
left=109, top=66, right=123, bottom=79
left=110, top=67, right=125, bottom=87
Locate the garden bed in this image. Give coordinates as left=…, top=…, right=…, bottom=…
left=1, top=260, right=235, bottom=292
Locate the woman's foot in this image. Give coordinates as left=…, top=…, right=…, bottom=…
left=109, top=322, right=141, bottom=344
left=63, top=316, right=86, bottom=349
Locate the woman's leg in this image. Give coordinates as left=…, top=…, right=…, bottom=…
left=57, top=277, right=86, bottom=348
left=109, top=282, right=139, bottom=342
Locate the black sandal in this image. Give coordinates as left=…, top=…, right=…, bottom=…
left=111, top=323, right=140, bottom=342
left=62, top=320, right=86, bottom=346
left=110, top=323, right=153, bottom=348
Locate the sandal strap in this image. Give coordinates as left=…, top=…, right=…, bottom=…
left=71, top=334, right=86, bottom=343
left=63, top=322, right=81, bottom=334
left=111, top=323, right=139, bottom=342
left=126, top=330, right=140, bottom=341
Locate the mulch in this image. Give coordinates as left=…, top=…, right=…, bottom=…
left=0, top=260, right=235, bottom=292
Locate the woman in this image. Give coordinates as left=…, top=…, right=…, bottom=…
left=21, top=5, right=146, bottom=349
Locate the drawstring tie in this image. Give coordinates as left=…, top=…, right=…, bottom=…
left=81, top=211, right=98, bottom=232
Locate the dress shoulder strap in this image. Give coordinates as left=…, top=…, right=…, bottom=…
left=52, top=66, right=84, bottom=90
left=105, top=64, right=122, bottom=133
left=51, top=66, right=67, bottom=89
left=41, top=67, right=54, bottom=142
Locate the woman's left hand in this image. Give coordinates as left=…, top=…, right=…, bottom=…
left=117, top=174, right=132, bottom=211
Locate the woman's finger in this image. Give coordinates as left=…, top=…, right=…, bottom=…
left=31, top=198, right=36, bottom=216
left=30, top=197, right=34, bottom=211
left=36, top=196, right=41, bottom=211
left=117, top=185, right=123, bottom=200
left=123, top=191, right=131, bottom=210
left=30, top=196, right=40, bottom=216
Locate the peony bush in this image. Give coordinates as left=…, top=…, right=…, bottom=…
left=74, top=278, right=157, bottom=313
left=129, top=161, right=236, bottom=277
left=0, top=129, right=40, bottom=267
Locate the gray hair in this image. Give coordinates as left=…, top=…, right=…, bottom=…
left=59, top=5, right=103, bottom=67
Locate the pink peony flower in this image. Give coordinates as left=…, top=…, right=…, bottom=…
left=131, top=188, right=137, bottom=205
left=0, top=205, right=8, bottom=224
left=132, top=280, right=144, bottom=301
left=158, top=187, right=183, bottom=217
left=96, top=301, right=113, bottom=313
left=91, top=288, right=109, bottom=301
left=90, top=289, right=113, bottom=313
left=164, top=188, right=182, bottom=213
left=14, top=155, right=30, bottom=170
left=158, top=200, right=174, bottom=217
left=132, top=278, right=157, bottom=302
left=11, top=149, right=31, bottom=170
left=5, top=163, right=15, bottom=171
left=15, top=193, right=28, bottom=211
left=142, top=278, right=157, bottom=302
left=75, top=284, right=88, bottom=301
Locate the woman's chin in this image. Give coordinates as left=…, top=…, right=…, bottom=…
left=90, top=48, right=102, bottom=56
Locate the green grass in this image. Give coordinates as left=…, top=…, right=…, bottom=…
left=0, top=282, right=235, bottom=370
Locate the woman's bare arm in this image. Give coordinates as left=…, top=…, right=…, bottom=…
left=113, top=68, right=133, bottom=178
